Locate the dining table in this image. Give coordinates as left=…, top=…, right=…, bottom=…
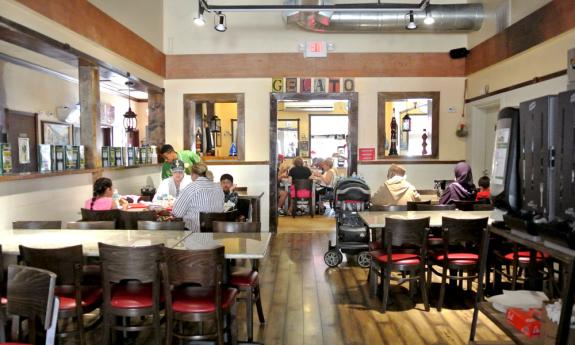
left=358, top=209, right=494, bottom=229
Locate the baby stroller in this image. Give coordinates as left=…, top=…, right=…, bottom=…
left=324, top=176, right=371, bottom=268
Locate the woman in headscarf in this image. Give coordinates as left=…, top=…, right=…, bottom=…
left=439, top=161, right=477, bottom=205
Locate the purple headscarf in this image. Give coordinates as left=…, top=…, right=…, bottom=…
left=439, top=162, right=477, bottom=205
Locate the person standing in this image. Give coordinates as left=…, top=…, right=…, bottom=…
left=160, top=144, right=201, bottom=179
left=153, top=159, right=192, bottom=202
left=371, top=164, right=421, bottom=206
left=172, top=163, right=224, bottom=232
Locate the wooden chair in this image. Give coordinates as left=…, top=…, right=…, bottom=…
left=199, top=211, right=238, bottom=233
left=369, top=204, right=408, bottom=212
left=212, top=221, right=264, bottom=342
left=291, top=179, right=314, bottom=218
left=137, top=221, right=186, bottom=230
left=427, top=217, right=488, bottom=311
left=12, top=221, right=62, bottom=229
left=416, top=204, right=456, bottom=211
left=80, top=209, right=119, bottom=229
left=163, top=246, right=237, bottom=345
left=3, top=264, right=59, bottom=345
left=369, top=217, right=430, bottom=313
left=118, top=210, right=156, bottom=230
left=473, top=203, right=494, bottom=211
left=66, top=221, right=116, bottom=230
left=454, top=200, right=480, bottom=211
left=19, top=245, right=102, bottom=345
left=407, top=200, right=431, bottom=211
left=98, top=243, right=165, bottom=345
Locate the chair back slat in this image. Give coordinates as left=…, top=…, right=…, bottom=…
left=19, top=245, right=83, bottom=286
left=199, top=211, right=238, bottom=232
left=441, top=217, right=488, bottom=245
left=66, top=221, right=116, bottom=229
left=384, top=217, right=430, bottom=248
left=212, top=221, right=261, bottom=233
left=119, top=210, right=157, bottom=230
left=163, top=246, right=225, bottom=288
left=473, top=204, right=494, bottom=211
left=137, top=221, right=186, bottom=230
left=370, top=204, right=408, bottom=212
left=98, top=243, right=164, bottom=283
left=81, top=208, right=119, bottom=222
left=12, top=221, right=62, bottom=229
left=7, top=265, right=57, bottom=330
left=416, top=204, right=456, bottom=211
left=406, top=200, right=431, bottom=211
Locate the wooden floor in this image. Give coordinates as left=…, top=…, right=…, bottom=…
left=75, top=215, right=509, bottom=344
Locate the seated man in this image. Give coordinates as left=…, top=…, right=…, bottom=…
left=220, top=173, right=239, bottom=211
left=371, top=164, right=421, bottom=206
left=153, top=159, right=192, bottom=203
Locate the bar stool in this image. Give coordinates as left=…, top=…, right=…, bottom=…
left=98, top=243, right=165, bottom=345
left=212, top=221, right=265, bottom=342
left=2, top=265, right=59, bottom=345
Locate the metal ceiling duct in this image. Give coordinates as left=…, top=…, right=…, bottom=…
left=285, top=2, right=484, bottom=33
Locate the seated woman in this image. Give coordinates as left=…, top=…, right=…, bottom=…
left=172, top=163, right=224, bottom=231
left=288, top=157, right=312, bottom=213
left=439, top=161, right=477, bottom=205
left=312, top=158, right=338, bottom=189
left=371, top=164, right=421, bottom=206
left=84, top=177, right=127, bottom=210
left=153, top=159, right=192, bottom=203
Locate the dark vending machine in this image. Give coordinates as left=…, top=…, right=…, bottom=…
left=490, top=107, right=521, bottom=214
left=518, top=95, right=558, bottom=220
left=556, top=90, right=575, bottom=221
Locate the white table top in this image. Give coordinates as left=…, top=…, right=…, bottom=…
left=0, top=229, right=271, bottom=259
left=358, top=210, right=493, bottom=228
left=175, top=233, right=272, bottom=259
left=0, top=229, right=189, bottom=256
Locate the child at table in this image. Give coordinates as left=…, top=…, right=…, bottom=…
left=476, top=176, right=491, bottom=202
left=84, top=177, right=128, bottom=210
left=220, top=173, right=238, bottom=211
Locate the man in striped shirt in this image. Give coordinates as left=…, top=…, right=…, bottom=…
left=172, top=163, right=224, bottom=231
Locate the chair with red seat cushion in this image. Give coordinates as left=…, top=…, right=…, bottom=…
left=163, top=245, right=237, bottom=345
left=495, top=245, right=551, bottom=291
left=366, top=205, right=408, bottom=251
left=19, top=245, right=102, bottom=345
left=369, top=217, right=430, bottom=313
left=212, top=221, right=265, bottom=342
left=1, top=265, right=58, bottom=345
left=291, top=179, right=314, bottom=218
left=98, top=243, right=165, bottom=345
left=427, top=217, right=488, bottom=311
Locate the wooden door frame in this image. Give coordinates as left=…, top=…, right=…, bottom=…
left=269, top=92, right=358, bottom=233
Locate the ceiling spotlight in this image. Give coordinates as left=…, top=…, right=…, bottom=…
left=405, top=10, right=417, bottom=30
left=194, top=4, right=205, bottom=26
left=424, top=8, right=435, bottom=25
left=214, top=12, right=227, bottom=32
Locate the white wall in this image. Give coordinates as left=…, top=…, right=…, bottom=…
left=88, top=0, right=164, bottom=51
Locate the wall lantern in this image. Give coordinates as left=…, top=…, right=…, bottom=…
left=402, top=114, right=412, bottom=132
left=209, top=115, right=221, bottom=133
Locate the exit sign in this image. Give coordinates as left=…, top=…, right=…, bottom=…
left=304, top=41, right=327, bottom=58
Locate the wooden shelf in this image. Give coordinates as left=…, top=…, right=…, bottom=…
left=0, top=164, right=160, bottom=183
left=477, top=302, right=544, bottom=345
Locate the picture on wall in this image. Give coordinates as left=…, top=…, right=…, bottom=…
left=18, top=137, right=30, bottom=164
left=42, top=121, right=72, bottom=145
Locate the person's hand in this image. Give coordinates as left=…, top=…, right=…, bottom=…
left=230, top=184, right=237, bottom=192
left=119, top=198, right=129, bottom=210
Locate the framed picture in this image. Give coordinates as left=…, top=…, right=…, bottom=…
left=231, top=119, right=238, bottom=143
left=18, top=137, right=30, bottom=164
left=42, top=121, right=72, bottom=145
left=215, top=132, right=222, bottom=147
left=300, top=140, right=309, bottom=157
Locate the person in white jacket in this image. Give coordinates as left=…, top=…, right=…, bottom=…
left=153, top=159, right=192, bottom=202
left=371, top=164, right=421, bottom=206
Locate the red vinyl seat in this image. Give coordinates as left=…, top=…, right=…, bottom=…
left=504, top=251, right=546, bottom=263
left=229, top=269, right=259, bottom=287
left=370, top=251, right=421, bottom=265
left=172, top=287, right=238, bottom=313
left=434, top=253, right=479, bottom=266
left=56, top=286, right=102, bottom=310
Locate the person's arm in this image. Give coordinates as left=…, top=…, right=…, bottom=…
left=172, top=186, right=194, bottom=217
left=153, top=179, right=169, bottom=202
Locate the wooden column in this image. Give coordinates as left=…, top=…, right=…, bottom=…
left=147, top=89, right=165, bottom=146
left=79, top=60, right=101, bottom=169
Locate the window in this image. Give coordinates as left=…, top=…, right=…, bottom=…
left=277, top=120, right=299, bottom=158
left=377, top=92, right=439, bottom=159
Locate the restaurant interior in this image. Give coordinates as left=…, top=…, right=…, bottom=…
left=0, top=0, right=574, bottom=344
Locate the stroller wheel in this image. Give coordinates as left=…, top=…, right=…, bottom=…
left=357, top=251, right=371, bottom=268
left=324, top=250, right=343, bottom=267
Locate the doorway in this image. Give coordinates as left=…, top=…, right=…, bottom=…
left=469, top=100, right=500, bottom=177
left=269, top=93, right=358, bottom=233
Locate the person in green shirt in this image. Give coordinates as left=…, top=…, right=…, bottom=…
left=160, top=144, right=201, bottom=179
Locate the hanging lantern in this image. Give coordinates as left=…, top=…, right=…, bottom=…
left=402, top=114, right=412, bottom=132
left=209, top=115, right=221, bottom=133
left=123, top=80, right=138, bottom=132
